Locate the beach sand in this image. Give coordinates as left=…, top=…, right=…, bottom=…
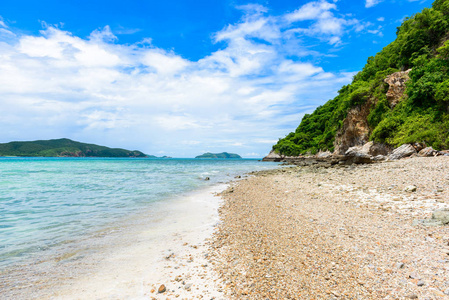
left=210, top=157, right=449, bottom=299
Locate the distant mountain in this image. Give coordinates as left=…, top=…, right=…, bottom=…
left=195, top=152, right=242, bottom=159
left=0, top=138, right=147, bottom=157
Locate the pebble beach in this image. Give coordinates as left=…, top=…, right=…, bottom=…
left=207, top=157, right=449, bottom=299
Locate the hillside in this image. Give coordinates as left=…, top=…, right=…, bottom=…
left=0, top=138, right=147, bottom=157
left=273, top=0, right=449, bottom=156
left=195, top=152, right=242, bottom=159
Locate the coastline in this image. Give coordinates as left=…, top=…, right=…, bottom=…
left=1, top=184, right=229, bottom=299
left=209, top=157, right=449, bottom=299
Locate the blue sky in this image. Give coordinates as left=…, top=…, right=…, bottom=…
left=0, top=0, right=431, bottom=157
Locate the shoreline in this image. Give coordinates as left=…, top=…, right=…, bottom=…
left=0, top=183, right=229, bottom=299
left=210, top=157, right=449, bottom=299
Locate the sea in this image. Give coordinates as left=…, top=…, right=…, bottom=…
left=0, top=157, right=279, bottom=271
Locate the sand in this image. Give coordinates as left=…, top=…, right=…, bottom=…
left=210, top=157, right=449, bottom=299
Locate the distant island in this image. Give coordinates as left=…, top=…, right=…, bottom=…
left=0, top=138, right=147, bottom=157
left=195, top=152, right=242, bottom=159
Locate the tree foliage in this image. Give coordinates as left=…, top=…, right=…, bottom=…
left=0, top=138, right=147, bottom=157
left=273, top=0, right=449, bottom=155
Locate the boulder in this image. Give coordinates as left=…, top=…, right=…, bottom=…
left=361, top=141, right=392, bottom=156
left=262, top=150, right=283, bottom=162
left=432, top=209, right=449, bottom=225
left=388, top=144, right=416, bottom=160
left=418, top=147, right=438, bottom=157
left=344, top=147, right=372, bottom=164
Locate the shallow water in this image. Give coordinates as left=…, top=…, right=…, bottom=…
left=0, top=157, right=279, bottom=268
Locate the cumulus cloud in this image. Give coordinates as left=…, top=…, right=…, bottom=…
left=0, top=3, right=372, bottom=157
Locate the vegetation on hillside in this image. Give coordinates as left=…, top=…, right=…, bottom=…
left=0, top=138, right=147, bottom=157
left=273, top=0, right=449, bottom=156
left=195, top=152, right=242, bottom=159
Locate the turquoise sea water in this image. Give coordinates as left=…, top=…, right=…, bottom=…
left=0, top=157, right=279, bottom=268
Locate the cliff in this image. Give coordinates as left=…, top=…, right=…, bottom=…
left=0, top=138, right=147, bottom=157
left=270, top=0, right=449, bottom=158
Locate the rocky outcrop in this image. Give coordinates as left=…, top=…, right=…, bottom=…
left=333, top=70, right=412, bottom=156
left=333, top=103, right=372, bottom=155
left=384, top=69, right=411, bottom=108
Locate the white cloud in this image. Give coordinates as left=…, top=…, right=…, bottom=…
left=285, top=1, right=337, bottom=22
left=285, top=1, right=371, bottom=45
left=0, top=4, right=375, bottom=157
left=377, top=17, right=385, bottom=22
left=366, top=0, right=383, bottom=8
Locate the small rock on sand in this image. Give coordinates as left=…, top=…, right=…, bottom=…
left=158, top=284, right=166, bottom=293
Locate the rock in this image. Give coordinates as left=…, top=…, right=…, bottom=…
left=333, top=105, right=372, bottom=155
left=158, top=284, right=167, bottom=293
left=205, top=177, right=210, bottom=181
left=404, top=185, right=417, bottom=192
left=361, top=141, right=391, bottom=156
left=388, top=144, right=416, bottom=160
left=373, top=155, right=387, bottom=161
left=412, top=219, right=443, bottom=226
left=413, top=142, right=425, bottom=152
left=262, top=150, right=283, bottom=162
left=344, top=147, right=372, bottom=164
left=417, top=280, right=425, bottom=287
left=384, top=69, right=411, bottom=108
left=317, top=150, right=332, bottom=158
left=418, top=147, right=438, bottom=157
left=184, top=283, right=192, bottom=290
left=407, top=294, right=418, bottom=299
left=432, top=209, right=449, bottom=225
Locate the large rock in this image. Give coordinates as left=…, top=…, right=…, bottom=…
left=262, top=150, right=283, bottom=162
left=344, top=146, right=372, bottom=164
left=388, top=144, right=416, bottom=160
left=384, top=69, right=411, bottom=108
left=418, top=147, right=439, bottom=157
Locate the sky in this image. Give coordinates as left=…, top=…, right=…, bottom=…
left=0, top=0, right=432, bottom=158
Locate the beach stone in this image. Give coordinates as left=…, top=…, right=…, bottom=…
left=317, top=151, right=332, bottom=158
left=205, top=177, right=210, bottom=181
left=388, top=144, right=416, bottom=160
left=158, top=284, right=167, bottom=293
left=417, top=280, right=425, bottom=286
left=432, top=209, right=449, bottom=225
left=373, top=155, right=387, bottom=161
left=404, top=185, right=417, bottom=192
left=184, top=283, right=192, bottom=290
